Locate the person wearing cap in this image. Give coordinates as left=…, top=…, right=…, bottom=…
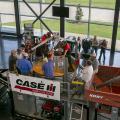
left=82, top=38, right=91, bottom=53
left=9, top=49, right=17, bottom=72
left=90, top=53, right=99, bottom=73
left=42, top=51, right=54, bottom=79
left=16, top=52, right=32, bottom=75
left=16, top=48, right=23, bottom=60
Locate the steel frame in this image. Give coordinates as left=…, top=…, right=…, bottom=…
left=23, top=0, right=56, bottom=33
left=60, top=0, right=65, bottom=38
left=109, top=0, right=120, bottom=66
left=14, top=0, right=21, bottom=37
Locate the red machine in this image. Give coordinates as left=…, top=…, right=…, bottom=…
left=41, top=100, right=64, bottom=120
left=41, top=101, right=54, bottom=118
left=85, top=65, right=120, bottom=108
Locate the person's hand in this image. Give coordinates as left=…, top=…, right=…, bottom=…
left=62, top=54, right=65, bottom=58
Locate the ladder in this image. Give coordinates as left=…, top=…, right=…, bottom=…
left=69, top=103, right=84, bottom=120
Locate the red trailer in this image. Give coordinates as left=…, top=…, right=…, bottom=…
left=85, top=65, right=120, bottom=108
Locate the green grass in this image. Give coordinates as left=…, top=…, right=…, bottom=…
left=3, top=19, right=120, bottom=40
left=26, top=0, right=115, bottom=9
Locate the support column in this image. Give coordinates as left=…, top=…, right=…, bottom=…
left=89, top=102, right=96, bottom=120
left=0, top=13, right=1, bottom=33
left=63, top=57, right=69, bottom=120
left=14, top=0, right=21, bottom=37
left=111, top=107, right=119, bottom=120
left=0, top=39, right=6, bottom=69
left=109, top=0, right=120, bottom=66
left=88, top=0, right=92, bottom=38
left=39, top=0, right=43, bottom=35
left=60, top=1, right=68, bottom=119
left=60, top=0, right=65, bottom=37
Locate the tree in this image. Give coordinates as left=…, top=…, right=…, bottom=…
left=75, top=4, right=83, bottom=22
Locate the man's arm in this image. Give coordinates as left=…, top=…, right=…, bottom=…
left=63, top=49, right=68, bottom=57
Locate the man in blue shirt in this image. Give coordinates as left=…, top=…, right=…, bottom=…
left=42, top=51, right=54, bottom=79
left=16, top=53, right=32, bottom=75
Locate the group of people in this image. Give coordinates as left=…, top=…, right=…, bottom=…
left=41, top=38, right=99, bottom=85
left=8, top=33, right=107, bottom=88
left=68, top=35, right=107, bottom=63
left=91, top=35, right=107, bottom=63
left=8, top=32, right=53, bottom=76
left=9, top=48, right=32, bottom=75
left=71, top=35, right=107, bottom=84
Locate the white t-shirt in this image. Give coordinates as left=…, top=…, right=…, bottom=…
left=81, top=65, right=93, bottom=82
left=16, top=53, right=23, bottom=59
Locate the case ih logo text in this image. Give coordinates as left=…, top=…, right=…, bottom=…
left=15, top=79, right=56, bottom=96
left=89, top=94, right=103, bottom=99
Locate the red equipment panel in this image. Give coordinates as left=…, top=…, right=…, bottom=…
left=85, top=66, right=120, bottom=108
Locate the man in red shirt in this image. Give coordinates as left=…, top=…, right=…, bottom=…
left=63, top=42, right=70, bottom=56
left=61, top=41, right=74, bottom=71
left=41, top=34, right=47, bottom=42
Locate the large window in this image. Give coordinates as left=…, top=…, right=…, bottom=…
left=114, top=13, right=120, bottom=66
left=65, top=0, right=115, bottom=9
left=0, top=39, right=18, bottom=69
left=1, top=14, right=16, bottom=33
left=21, top=0, right=59, bottom=4
left=116, top=20, right=120, bottom=51
left=0, top=0, right=119, bottom=51
left=19, top=0, right=60, bottom=36
left=90, top=1, right=114, bottom=51
left=66, top=0, right=89, bottom=6
left=0, top=0, right=16, bottom=33
left=91, top=0, right=115, bottom=9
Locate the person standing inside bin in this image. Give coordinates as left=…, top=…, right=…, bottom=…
left=81, top=60, right=93, bottom=87
left=42, top=50, right=54, bottom=79
left=16, top=53, right=32, bottom=75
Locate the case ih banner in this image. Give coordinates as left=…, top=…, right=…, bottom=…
left=9, top=73, right=60, bottom=101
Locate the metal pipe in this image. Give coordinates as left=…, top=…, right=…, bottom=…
left=96, top=75, right=120, bottom=89
left=23, top=0, right=38, bottom=16
left=33, top=0, right=56, bottom=24
left=0, top=13, right=1, bottom=33
left=87, top=0, right=92, bottom=38
left=39, top=0, right=43, bottom=35
left=23, top=0, right=52, bottom=34
left=39, top=19, right=53, bottom=33
left=109, top=0, right=120, bottom=66
left=14, top=0, right=21, bottom=37
left=60, top=0, right=65, bottom=37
